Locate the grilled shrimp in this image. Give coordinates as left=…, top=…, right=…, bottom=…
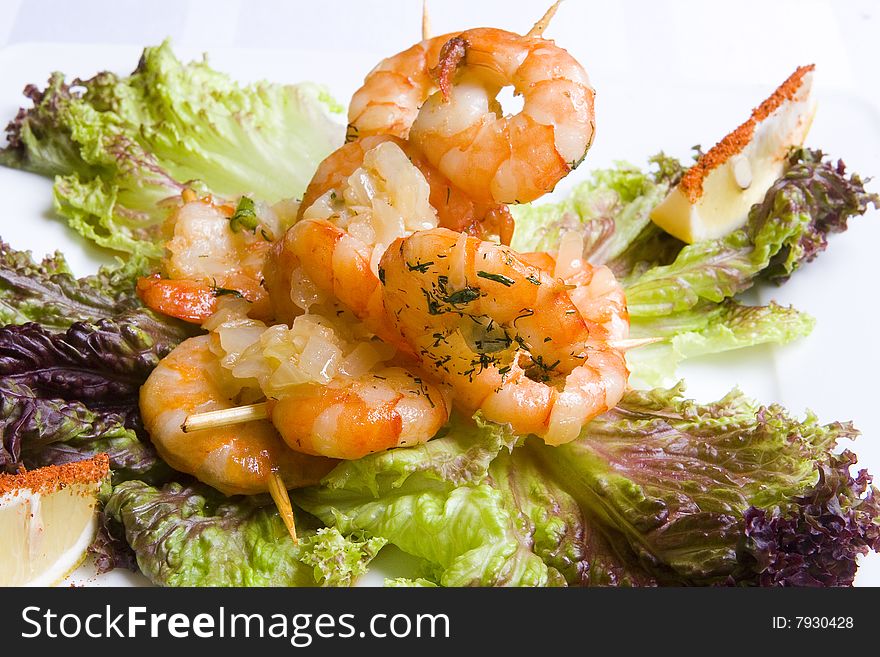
left=347, top=34, right=458, bottom=141
left=409, top=28, right=595, bottom=205
left=137, top=196, right=282, bottom=323
left=139, top=335, right=335, bottom=495
left=379, top=227, right=628, bottom=445
left=269, top=367, right=449, bottom=460
left=299, top=135, right=514, bottom=243
left=265, top=140, right=438, bottom=348
left=205, top=302, right=450, bottom=460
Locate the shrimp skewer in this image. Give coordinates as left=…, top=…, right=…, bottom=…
left=297, top=135, right=515, bottom=243
left=139, top=335, right=336, bottom=496
left=349, top=4, right=593, bottom=207
left=139, top=334, right=335, bottom=542
left=200, top=305, right=451, bottom=460
left=379, top=228, right=629, bottom=445
left=409, top=26, right=595, bottom=205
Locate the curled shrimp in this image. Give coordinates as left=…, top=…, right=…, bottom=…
left=137, top=196, right=279, bottom=323
left=265, top=140, right=439, bottom=348
left=139, top=335, right=335, bottom=495
left=379, top=227, right=628, bottom=445
left=347, top=34, right=458, bottom=141
left=205, top=301, right=451, bottom=460
left=409, top=27, right=595, bottom=205
left=299, top=135, right=514, bottom=243
left=269, top=367, right=449, bottom=460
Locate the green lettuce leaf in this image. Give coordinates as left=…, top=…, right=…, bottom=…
left=511, top=155, right=681, bottom=272
left=627, top=301, right=815, bottom=386
left=107, top=480, right=385, bottom=587
left=511, top=149, right=875, bottom=381
left=624, top=149, right=878, bottom=316
left=298, top=386, right=878, bottom=586
left=1, top=41, right=344, bottom=257
left=384, top=578, right=439, bottom=587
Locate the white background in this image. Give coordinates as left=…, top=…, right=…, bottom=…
left=1, top=0, right=879, bottom=585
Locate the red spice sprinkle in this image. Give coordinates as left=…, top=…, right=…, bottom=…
left=678, top=65, right=815, bottom=203
left=0, top=454, right=109, bottom=497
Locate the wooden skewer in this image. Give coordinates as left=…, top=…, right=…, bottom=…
left=607, top=337, right=665, bottom=351
left=180, top=406, right=297, bottom=543
left=181, top=402, right=269, bottom=433
left=421, top=0, right=432, bottom=40
left=180, top=338, right=663, bottom=435
left=527, top=0, right=563, bottom=38
left=267, top=470, right=298, bottom=544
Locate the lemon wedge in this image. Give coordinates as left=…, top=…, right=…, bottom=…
left=0, top=454, right=109, bottom=586
left=650, top=65, right=816, bottom=243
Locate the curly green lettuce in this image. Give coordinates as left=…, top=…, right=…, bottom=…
left=512, top=149, right=876, bottom=383
left=0, top=241, right=148, bottom=329
left=1, top=41, right=344, bottom=258
left=107, top=480, right=385, bottom=587
left=297, top=386, right=880, bottom=587
left=623, top=149, right=878, bottom=315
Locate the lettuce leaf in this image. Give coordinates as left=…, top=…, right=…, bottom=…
left=0, top=242, right=147, bottom=329
left=107, top=480, right=385, bottom=587
left=298, top=386, right=879, bottom=586
left=624, top=149, right=878, bottom=316
left=1, top=41, right=344, bottom=257
left=0, top=313, right=185, bottom=480
left=627, top=301, right=815, bottom=386
left=511, top=155, right=682, bottom=272
left=511, top=149, right=876, bottom=381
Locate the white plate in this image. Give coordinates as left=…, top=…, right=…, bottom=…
left=0, top=42, right=878, bottom=586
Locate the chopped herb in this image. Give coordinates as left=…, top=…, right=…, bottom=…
left=422, top=289, right=444, bottom=315
left=378, top=267, right=386, bottom=285
left=526, top=274, right=541, bottom=286
left=229, top=196, right=260, bottom=233
left=513, top=308, right=535, bottom=326
left=477, top=270, right=515, bottom=286
left=212, top=286, right=243, bottom=298
left=444, top=287, right=481, bottom=305
left=407, top=260, right=434, bottom=273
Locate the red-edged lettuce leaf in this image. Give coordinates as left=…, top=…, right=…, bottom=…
left=0, top=241, right=147, bottom=330
left=106, top=480, right=385, bottom=586
left=298, top=385, right=880, bottom=586
left=0, top=313, right=185, bottom=481
left=624, top=149, right=878, bottom=316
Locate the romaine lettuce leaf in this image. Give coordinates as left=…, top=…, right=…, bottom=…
left=107, top=480, right=385, bottom=587
left=1, top=41, right=344, bottom=257
left=298, top=386, right=879, bottom=586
